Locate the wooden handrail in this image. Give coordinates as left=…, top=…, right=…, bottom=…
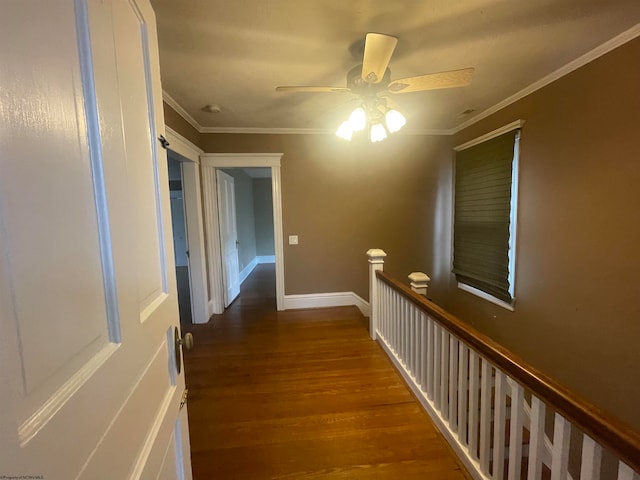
left=376, top=270, right=640, bottom=473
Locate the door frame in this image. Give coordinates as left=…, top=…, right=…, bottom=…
left=201, top=153, right=285, bottom=313
left=165, top=127, right=209, bottom=324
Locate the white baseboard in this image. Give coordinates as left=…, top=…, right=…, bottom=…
left=239, top=258, right=258, bottom=285
left=283, top=292, right=370, bottom=317
left=256, top=255, right=275, bottom=264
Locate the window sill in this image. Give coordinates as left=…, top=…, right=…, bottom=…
left=457, top=282, right=515, bottom=311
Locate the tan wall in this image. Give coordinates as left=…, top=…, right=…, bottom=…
left=163, top=101, right=202, bottom=148
left=430, top=37, right=640, bottom=430
left=201, top=133, right=451, bottom=299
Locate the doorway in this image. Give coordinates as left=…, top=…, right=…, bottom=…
left=219, top=167, right=276, bottom=308
left=200, top=153, right=285, bottom=313
left=168, top=154, right=193, bottom=325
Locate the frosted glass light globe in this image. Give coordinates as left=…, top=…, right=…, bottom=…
left=348, top=107, right=367, bottom=132
left=335, top=121, right=353, bottom=141
left=370, top=123, right=387, bottom=143
left=385, top=109, right=406, bottom=133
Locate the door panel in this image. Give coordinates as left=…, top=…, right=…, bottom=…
left=216, top=170, right=240, bottom=306
left=112, top=0, right=167, bottom=317
left=0, top=0, right=192, bottom=478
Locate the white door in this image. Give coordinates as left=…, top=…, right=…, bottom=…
left=0, top=1, right=192, bottom=479
left=216, top=171, right=241, bottom=307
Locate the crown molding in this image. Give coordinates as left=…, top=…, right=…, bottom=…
left=162, top=23, right=640, bottom=138
left=162, top=90, right=201, bottom=132
left=200, top=126, right=332, bottom=134
left=452, top=23, right=640, bottom=134
left=454, top=120, right=525, bottom=151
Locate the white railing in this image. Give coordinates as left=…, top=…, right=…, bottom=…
left=367, top=249, right=640, bottom=480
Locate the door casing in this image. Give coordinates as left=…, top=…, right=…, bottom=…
left=201, top=153, right=285, bottom=313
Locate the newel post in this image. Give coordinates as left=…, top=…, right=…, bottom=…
left=367, top=249, right=387, bottom=340
left=408, top=272, right=430, bottom=296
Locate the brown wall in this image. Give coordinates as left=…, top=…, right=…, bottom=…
left=201, top=133, right=451, bottom=300
left=430, top=37, right=640, bottom=430
left=162, top=101, right=202, bottom=148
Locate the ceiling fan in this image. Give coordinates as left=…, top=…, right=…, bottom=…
left=276, top=33, right=474, bottom=142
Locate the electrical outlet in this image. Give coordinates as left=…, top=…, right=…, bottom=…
left=288, top=235, right=298, bottom=245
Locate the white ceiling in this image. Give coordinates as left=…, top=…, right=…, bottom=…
left=151, top=0, right=640, bottom=133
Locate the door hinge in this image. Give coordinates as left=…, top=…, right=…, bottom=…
left=158, top=135, right=170, bottom=149
left=180, top=388, right=188, bottom=410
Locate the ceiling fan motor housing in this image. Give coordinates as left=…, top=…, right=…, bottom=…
left=347, top=65, right=391, bottom=95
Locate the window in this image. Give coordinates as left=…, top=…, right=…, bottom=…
left=453, top=122, right=521, bottom=309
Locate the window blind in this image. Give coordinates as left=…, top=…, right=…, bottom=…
left=453, top=130, right=518, bottom=303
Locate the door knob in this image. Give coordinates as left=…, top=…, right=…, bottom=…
left=174, top=327, right=194, bottom=374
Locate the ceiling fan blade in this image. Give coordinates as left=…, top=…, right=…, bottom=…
left=275, top=86, right=350, bottom=93
left=388, top=68, right=475, bottom=93
left=361, top=33, right=398, bottom=84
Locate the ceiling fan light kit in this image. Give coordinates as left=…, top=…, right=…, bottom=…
left=276, top=33, right=474, bottom=143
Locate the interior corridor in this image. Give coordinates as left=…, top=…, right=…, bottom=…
left=183, top=264, right=468, bottom=479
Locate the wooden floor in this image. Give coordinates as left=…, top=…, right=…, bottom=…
left=183, top=264, right=469, bottom=479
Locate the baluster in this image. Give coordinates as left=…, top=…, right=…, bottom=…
left=433, top=324, right=441, bottom=409
left=507, top=382, right=524, bottom=480
left=449, top=336, right=458, bottom=428
left=407, top=303, right=412, bottom=369
left=403, top=301, right=409, bottom=366
left=392, top=291, right=398, bottom=352
left=378, top=283, right=384, bottom=339
left=440, top=329, right=450, bottom=418
left=384, top=284, right=389, bottom=339
left=385, top=284, right=390, bottom=340
left=551, top=413, right=571, bottom=480
left=400, top=296, right=405, bottom=358
left=410, top=304, right=420, bottom=378
left=417, top=312, right=424, bottom=388
left=528, top=396, right=546, bottom=480
left=579, top=435, right=601, bottom=480
left=426, top=317, right=434, bottom=399
left=617, top=463, right=640, bottom=480
left=397, top=292, right=402, bottom=356
left=413, top=308, right=422, bottom=378
left=381, top=283, right=386, bottom=339
left=479, top=358, right=492, bottom=474
left=457, top=343, right=469, bottom=445
left=493, top=370, right=507, bottom=480
left=468, top=351, right=479, bottom=460
left=395, top=292, right=401, bottom=354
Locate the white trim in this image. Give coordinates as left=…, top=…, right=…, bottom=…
left=200, top=154, right=286, bottom=311
left=454, top=120, right=524, bottom=151
left=201, top=153, right=284, bottom=168
left=179, top=162, right=210, bottom=324
left=271, top=166, right=285, bottom=311
left=508, top=131, right=521, bottom=299
left=201, top=127, right=331, bottom=134
left=256, top=255, right=275, bottom=264
left=239, top=257, right=258, bottom=285
left=457, top=282, right=515, bottom=312
left=283, top=292, right=370, bottom=317
left=453, top=23, right=640, bottom=133
left=162, top=90, right=201, bottom=133
left=201, top=166, right=225, bottom=315
left=200, top=126, right=452, bottom=135
left=165, top=128, right=209, bottom=324
left=164, top=126, right=203, bottom=159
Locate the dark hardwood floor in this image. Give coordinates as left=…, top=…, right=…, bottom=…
left=183, top=263, right=469, bottom=479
